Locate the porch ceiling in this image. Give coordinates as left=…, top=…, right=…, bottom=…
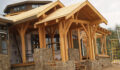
left=35, top=1, right=107, bottom=26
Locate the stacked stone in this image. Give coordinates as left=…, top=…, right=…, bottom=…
left=11, top=65, right=35, bottom=70
left=33, top=48, right=76, bottom=70
left=51, top=61, right=75, bottom=70
left=0, top=54, right=10, bottom=70
left=68, top=48, right=80, bottom=61
left=33, top=48, right=53, bottom=70
left=86, top=60, right=102, bottom=70
left=96, top=56, right=111, bottom=67
left=81, top=56, right=111, bottom=70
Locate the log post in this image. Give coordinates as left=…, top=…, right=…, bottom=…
left=64, top=33, right=69, bottom=61
left=94, top=34, right=98, bottom=56
left=87, top=25, right=95, bottom=60
left=69, top=30, right=74, bottom=48
left=77, top=29, right=82, bottom=60
left=59, top=23, right=67, bottom=62
left=68, top=31, right=72, bottom=48
left=17, top=23, right=29, bottom=63
left=104, top=35, right=107, bottom=55
left=38, top=25, right=46, bottom=48
left=51, top=35, right=55, bottom=60
left=101, top=36, right=104, bottom=54
left=20, top=32, right=26, bottom=63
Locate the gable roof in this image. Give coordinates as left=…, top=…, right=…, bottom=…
left=35, top=1, right=107, bottom=25
left=6, top=0, right=64, bottom=24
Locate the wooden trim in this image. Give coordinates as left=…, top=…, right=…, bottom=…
left=11, top=62, right=35, bottom=67
left=97, top=54, right=110, bottom=58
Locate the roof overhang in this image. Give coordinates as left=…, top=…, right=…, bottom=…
left=0, top=16, right=13, bottom=25
left=35, top=0, right=107, bottom=26
left=6, top=0, right=64, bottom=24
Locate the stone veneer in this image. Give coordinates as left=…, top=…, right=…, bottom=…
left=80, top=56, right=111, bottom=70
left=96, top=56, right=111, bottom=68
left=33, top=48, right=75, bottom=70
left=68, top=48, right=80, bottom=61
left=0, top=54, right=11, bottom=70
left=11, top=48, right=111, bottom=70
left=11, top=65, right=35, bottom=70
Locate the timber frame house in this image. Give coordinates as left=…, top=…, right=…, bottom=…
left=3, top=0, right=111, bottom=66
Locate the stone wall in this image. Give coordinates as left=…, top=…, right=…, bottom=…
left=33, top=48, right=75, bottom=70
left=11, top=65, right=35, bottom=70
left=33, top=48, right=53, bottom=63
left=96, top=56, right=111, bottom=68
left=81, top=60, right=102, bottom=70
left=0, top=54, right=10, bottom=70
left=33, top=48, right=53, bottom=70
left=81, top=56, right=111, bottom=70
left=68, top=48, right=80, bottom=61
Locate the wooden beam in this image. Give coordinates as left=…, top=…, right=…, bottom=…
left=17, top=23, right=29, bottom=63
left=77, top=29, right=82, bottom=60
left=51, top=35, right=55, bottom=60
left=11, top=62, right=35, bottom=67
left=38, top=25, right=46, bottom=48
left=104, top=35, right=107, bottom=55
left=70, top=30, right=74, bottom=48
left=80, top=24, right=89, bottom=37
left=20, top=32, right=26, bottom=63
left=87, top=25, right=95, bottom=60
left=64, top=33, right=69, bottom=61
left=101, top=36, right=104, bottom=54
left=68, top=31, right=72, bottom=48
left=65, top=2, right=87, bottom=19
left=94, top=34, right=98, bottom=55
left=71, top=19, right=90, bottom=24
left=87, top=1, right=108, bottom=24
left=59, top=23, right=66, bottom=62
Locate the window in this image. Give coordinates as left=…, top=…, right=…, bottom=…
left=32, top=4, right=42, bottom=8
left=0, top=25, right=8, bottom=54
left=1, top=39, right=7, bottom=54
left=31, top=34, right=39, bottom=53
left=13, top=5, right=26, bottom=12
left=14, top=7, right=20, bottom=12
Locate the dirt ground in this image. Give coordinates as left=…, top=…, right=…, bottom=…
left=103, top=64, right=120, bottom=70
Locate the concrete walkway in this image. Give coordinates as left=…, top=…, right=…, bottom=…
left=103, top=64, right=120, bottom=70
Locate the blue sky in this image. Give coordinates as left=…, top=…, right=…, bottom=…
left=0, top=0, right=119, bottom=29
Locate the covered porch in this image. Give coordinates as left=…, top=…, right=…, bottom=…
left=7, top=1, right=111, bottom=68
left=34, top=1, right=110, bottom=63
